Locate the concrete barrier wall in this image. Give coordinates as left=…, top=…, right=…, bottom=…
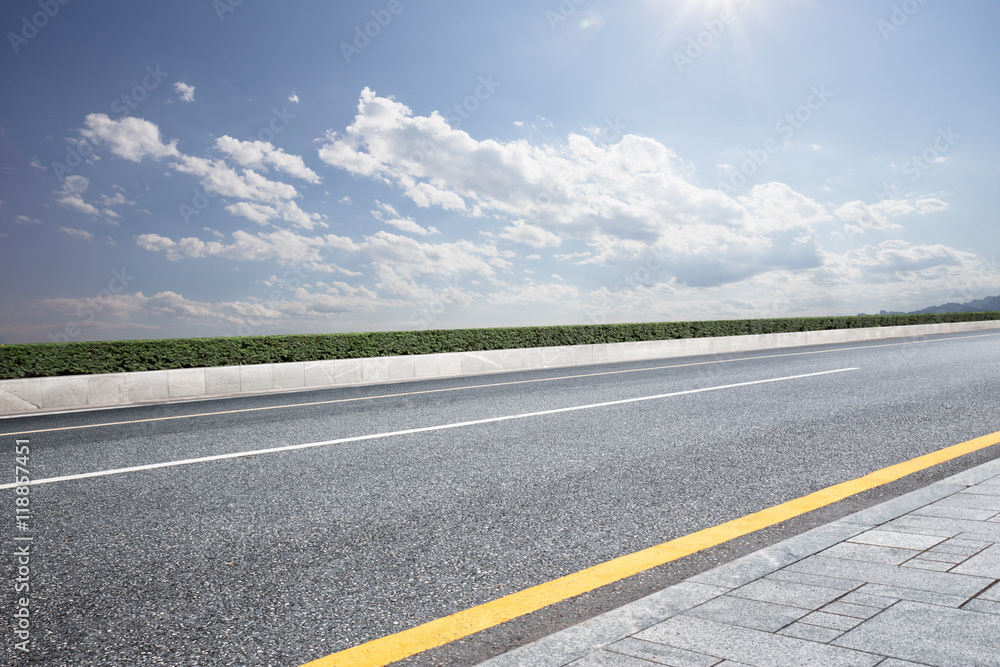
left=1, top=320, right=997, bottom=417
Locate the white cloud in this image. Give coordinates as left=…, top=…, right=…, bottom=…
left=489, top=281, right=580, bottom=306
left=579, top=239, right=989, bottom=325
left=836, top=240, right=973, bottom=279
left=736, top=182, right=832, bottom=233
left=174, top=81, right=196, bottom=102
left=499, top=220, right=562, bottom=248
left=77, top=115, right=326, bottom=230
left=58, top=226, right=94, bottom=241
left=29, top=282, right=396, bottom=337
left=215, top=136, right=321, bottom=184
left=224, top=199, right=326, bottom=230
left=225, top=202, right=275, bottom=226
left=172, top=155, right=299, bottom=204
left=137, top=226, right=504, bottom=288
left=360, top=231, right=500, bottom=279
left=55, top=176, right=100, bottom=216
left=81, top=114, right=180, bottom=161
left=835, top=196, right=949, bottom=233
left=136, top=228, right=337, bottom=266
left=289, top=92, right=299, bottom=103
left=316, top=89, right=845, bottom=287
left=371, top=200, right=438, bottom=236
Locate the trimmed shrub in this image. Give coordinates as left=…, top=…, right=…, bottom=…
left=1, top=312, right=998, bottom=379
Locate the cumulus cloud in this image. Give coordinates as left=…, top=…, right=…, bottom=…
left=224, top=199, right=325, bottom=230
left=499, top=220, right=562, bottom=248
left=215, top=136, right=321, bottom=184
left=489, top=281, right=580, bottom=305
left=55, top=176, right=101, bottom=216
left=136, top=228, right=337, bottom=266
left=837, top=240, right=974, bottom=280
left=835, top=197, right=949, bottom=233
left=173, top=81, right=195, bottom=102
left=578, top=239, right=989, bottom=326
left=371, top=201, right=438, bottom=236
left=81, top=114, right=180, bottom=161
left=317, top=89, right=841, bottom=287
left=27, top=284, right=394, bottom=339
left=75, top=114, right=326, bottom=230
left=172, top=155, right=299, bottom=203
left=58, top=226, right=94, bottom=241
left=136, top=225, right=507, bottom=294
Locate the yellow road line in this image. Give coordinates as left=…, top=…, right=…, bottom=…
left=3, top=332, right=996, bottom=438
left=301, top=428, right=1000, bottom=667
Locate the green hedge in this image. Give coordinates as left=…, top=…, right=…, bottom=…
left=1, top=311, right=998, bottom=380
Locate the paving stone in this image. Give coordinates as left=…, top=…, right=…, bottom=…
left=980, top=583, right=1000, bottom=602
left=951, top=545, right=1000, bottom=579
left=930, top=538, right=993, bottom=556
left=929, top=544, right=986, bottom=556
left=687, top=521, right=863, bottom=589
left=765, top=569, right=861, bottom=592
left=847, top=529, right=946, bottom=551
left=938, top=460, right=1000, bottom=486
left=800, top=611, right=864, bottom=631
left=855, top=583, right=968, bottom=608
left=821, top=542, right=921, bottom=565
left=955, top=528, right=1000, bottom=543
left=685, top=595, right=807, bottom=632
left=963, top=599, right=1000, bottom=616
left=910, top=505, right=998, bottom=521
left=943, top=538, right=995, bottom=550
left=786, top=555, right=991, bottom=597
left=915, top=551, right=967, bottom=564
left=837, top=592, right=897, bottom=609
left=480, top=582, right=728, bottom=667
left=728, top=578, right=846, bottom=610
left=833, top=600, right=1000, bottom=666
left=900, top=559, right=953, bottom=572
left=636, top=616, right=881, bottom=667
left=938, top=494, right=1000, bottom=511
left=778, top=621, right=845, bottom=643
left=605, top=638, right=722, bottom=667
left=839, top=483, right=962, bottom=526
left=875, top=520, right=960, bottom=539
left=961, top=485, right=1000, bottom=497
left=876, top=660, right=934, bottom=667
left=570, top=650, right=663, bottom=666
left=888, top=515, right=1000, bottom=542
left=819, top=601, right=882, bottom=620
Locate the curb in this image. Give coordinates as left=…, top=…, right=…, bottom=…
left=1, top=320, right=998, bottom=417
left=477, top=456, right=1000, bottom=666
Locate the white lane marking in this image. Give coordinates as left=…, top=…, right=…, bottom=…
left=0, top=367, right=859, bottom=490
left=2, top=331, right=996, bottom=436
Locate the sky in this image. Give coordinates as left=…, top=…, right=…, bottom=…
left=1, top=0, right=998, bottom=344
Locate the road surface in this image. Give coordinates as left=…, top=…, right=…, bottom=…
left=2, top=331, right=999, bottom=665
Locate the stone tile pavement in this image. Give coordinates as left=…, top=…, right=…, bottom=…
left=480, top=458, right=1000, bottom=667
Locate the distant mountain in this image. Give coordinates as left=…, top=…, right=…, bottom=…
left=863, top=294, right=1000, bottom=316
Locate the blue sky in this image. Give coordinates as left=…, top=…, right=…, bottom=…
left=1, top=0, right=998, bottom=343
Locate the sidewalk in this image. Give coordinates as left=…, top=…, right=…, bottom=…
left=480, top=457, right=1000, bottom=667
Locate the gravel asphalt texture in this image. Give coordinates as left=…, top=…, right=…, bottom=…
left=2, top=331, right=999, bottom=666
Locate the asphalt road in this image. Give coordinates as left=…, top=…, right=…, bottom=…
left=2, top=331, right=999, bottom=666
